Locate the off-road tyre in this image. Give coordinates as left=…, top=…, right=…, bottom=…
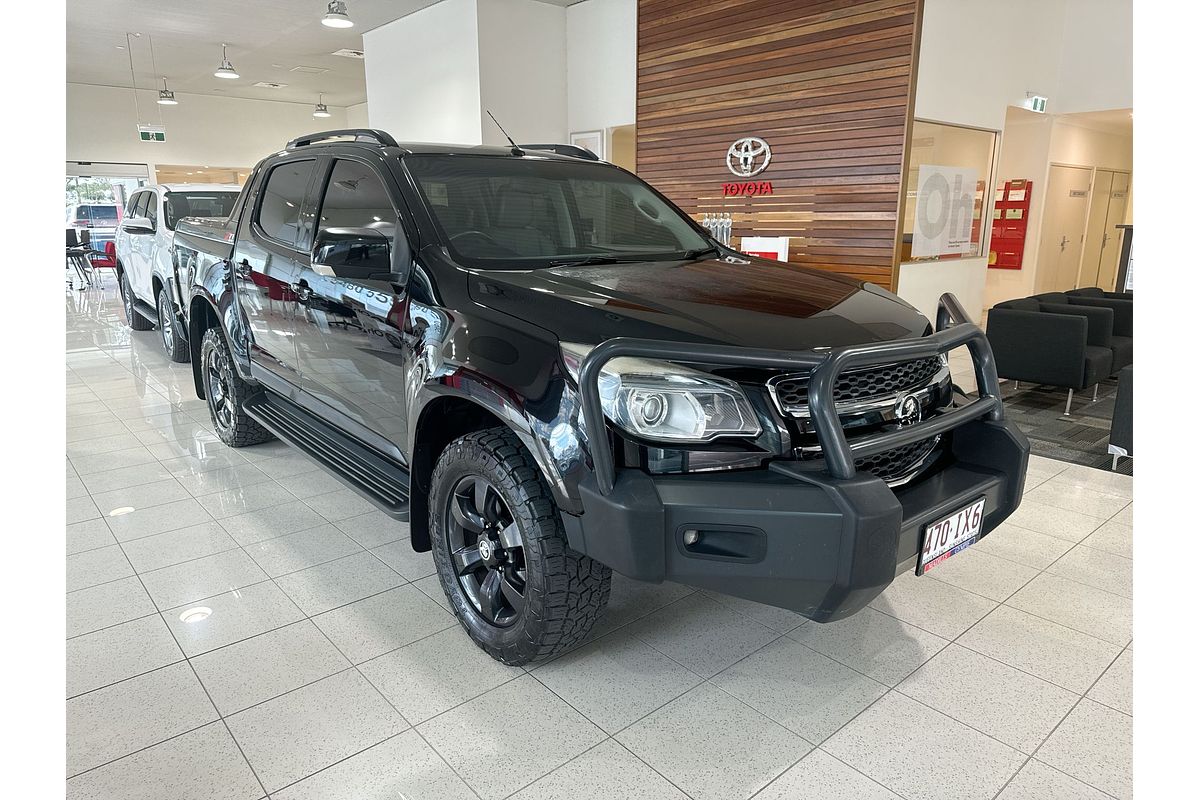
left=158, top=287, right=190, bottom=363
left=430, top=427, right=611, bottom=665
left=199, top=327, right=273, bottom=447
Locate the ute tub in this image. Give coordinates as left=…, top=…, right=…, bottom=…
left=562, top=293, right=1030, bottom=620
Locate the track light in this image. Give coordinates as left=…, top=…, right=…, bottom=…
left=322, top=1, right=354, bottom=28
left=313, top=93, right=331, bottom=118
left=214, top=44, right=239, bottom=79
left=157, top=77, right=178, bottom=105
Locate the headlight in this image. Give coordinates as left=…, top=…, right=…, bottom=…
left=561, top=342, right=761, bottom=443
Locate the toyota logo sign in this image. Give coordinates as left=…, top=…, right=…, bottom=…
left=727, top=137, right=771, bottom=177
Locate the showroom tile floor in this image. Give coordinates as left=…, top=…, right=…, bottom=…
left=65, top=278, right=1133, bottom=800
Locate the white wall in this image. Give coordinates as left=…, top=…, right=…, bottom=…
left=346, top=102, right=369, bottom=128
left=66, top=82, right=347, bottom=173
left=904, top=0, right=1132, bottom=321
left=477, top=0, right=567, bottom=145
left=566, top=0, right=637, bottom=134
left=363, top=0, right=482, bottom=143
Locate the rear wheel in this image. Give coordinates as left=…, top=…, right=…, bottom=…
left=199, top=328, right=273, bottom=447
left=430, top=427, right=611, bottom=665
left=157, top=287, right=189, bottom=363
left=121, top=272, right=153, bottom=331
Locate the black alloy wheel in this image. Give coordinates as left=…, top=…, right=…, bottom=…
left=198, top=328, right=273, bottom=447
left=204, top=336, right=235, bottom=433
left=445, top=475, right=527, bottom=627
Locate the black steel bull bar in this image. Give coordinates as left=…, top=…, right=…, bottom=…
left=579, top=292, right=1003, bottom=494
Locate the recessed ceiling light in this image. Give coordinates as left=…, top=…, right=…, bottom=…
left=214, top=43, right=239, bottom=80
left=322, top=0, right=354, bottom=28
left=179, top=607, right=212, bottom=623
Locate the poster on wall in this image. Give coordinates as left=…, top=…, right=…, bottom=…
left=911, top=164, right=979, bottom=258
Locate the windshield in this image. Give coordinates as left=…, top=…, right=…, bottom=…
left=77, top=205, right=119, bottom=225
left=404, top=155, right=710, bottom=269
left=164, top=191, right=241, bottom=230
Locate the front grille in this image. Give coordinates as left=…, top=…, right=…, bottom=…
left=771, top=356, right=944, bottom=410
left=855, top=436, right=940, bottom=484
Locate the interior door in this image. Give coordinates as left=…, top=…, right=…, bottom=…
left=231, top=158, right=317, bottom=384
left=292, top=157, right=411, bottom=453
left=1096, top=172, right=1130, bottom=291
left=1078, top=171, right=1114, bottom=288
left=1036, top=166, right=1092, bottom=293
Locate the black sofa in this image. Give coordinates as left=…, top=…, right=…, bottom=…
left=1109, top=365, right=1133, bottom=470
left=1033, top=291, right=1132, bottom=373
left=986, top=297, right=1115, bottom=415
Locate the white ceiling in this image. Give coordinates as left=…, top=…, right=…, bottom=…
left=67, top=0, right=580, bottom=108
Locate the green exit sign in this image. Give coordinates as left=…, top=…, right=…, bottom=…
left=137, top=124, right=166, bottom=142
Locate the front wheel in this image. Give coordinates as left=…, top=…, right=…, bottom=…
left=199, top=328, right=273, bottom=447
left=157, top=287, right=189, bottom=363
left=430, top=427, right=611, bottom=665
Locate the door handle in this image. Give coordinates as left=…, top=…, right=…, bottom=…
left=292, top=281, right=312, bottom=302
left=1059, top=236, right=1069, bottom=252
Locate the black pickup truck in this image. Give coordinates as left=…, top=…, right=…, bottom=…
left=166, top=128, right=1028, bottom=665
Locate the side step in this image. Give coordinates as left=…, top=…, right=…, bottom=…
left=133, top=298, right=158, bottom=323
left=243, top=393, right=411, bottom=520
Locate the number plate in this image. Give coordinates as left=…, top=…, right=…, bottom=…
left=917, top=497, right=986, bottom=575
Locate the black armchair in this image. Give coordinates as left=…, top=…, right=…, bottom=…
left=986, top=298, right=1113, bottom=415
left=1068, top=287, right=1132, bottom=301
left=1109, top=365, right=1132, bottom=470
left=1035, top=292, right=1131, bottom=374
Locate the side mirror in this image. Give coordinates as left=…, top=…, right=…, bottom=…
left=122, top=216, right=154, bottom=235
left=313, top=226, right=405, bottom=281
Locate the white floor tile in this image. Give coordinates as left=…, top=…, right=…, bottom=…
left=245, top=524, right=362, bottom=578
left=139, top=549, right=270, bottom=610
left=163, top=581, right=304, bottom=657
left=66, top=544, right=133, bottom=592
left=925, top=547, right=1039, bottom=602
left=789, top=606, right=948, bottom=687
left=626, top=594, right=778, bottom=678
left=868, top=571, right=996, bottom=639
left=1037, top=699, right=1132, bottom=799
left=420, top=675, right=605, bottom=800
left=753, top=749, right=902, bottom=800
left=534, top=630, right=703, bottom=734
left=973, top=522, right=1076, bottom=570
left=65, top=722, right=262, bottom=800
left=274, top=551, right=406, bottom=616
left=996, top=759, right=1112, bottom=800
left=1086, top=648, right=1132, bottom=715
left=1003, top=499, right=1106, bottom=543
left=227, top=669, right=407, bottom=793
left=616, top=683, right=810, bottom=800
left=510, top=740, right=688, bottom=800
left=313, top=585, right=455, bottom=663
left=67, top=576, right=157, bottom=639
left=824, top=692, right=1024, bottom=800
left=898, top=644, right=1078, bottom=753
left=1006, top=573, right=1132, bottom=646
left=65, top=519, right=117, bottom=557
left=66, top=614, right=184, bottom=697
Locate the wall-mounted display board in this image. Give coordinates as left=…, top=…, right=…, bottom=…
left=635, top=0, right=924, bottom=290
left=988, top=179, right=1033, bottom=270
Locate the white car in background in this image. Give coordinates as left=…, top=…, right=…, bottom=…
left=115, top=183, right=242, bottom=361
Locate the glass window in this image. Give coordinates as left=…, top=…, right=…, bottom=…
left=88, top=205, right=120, bottom=225
left=257, top=159, right=316, bottom=247
left=405, top=155, right=709, bottom=269
left=317, top=160, right=398, bottom=236
left=125, top=193, right=141, bottom=216
left=164, top=191, right=240, bottom=230
left=901, top=121, right=998, bottom=262
left=132, top=193, right=150, bottom=219
left=144, top=193, right=158, bottom=230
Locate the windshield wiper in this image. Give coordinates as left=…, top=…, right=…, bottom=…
left=546, top=255, right=626, bottom=267
left=678, top=245, right=720, bottom=260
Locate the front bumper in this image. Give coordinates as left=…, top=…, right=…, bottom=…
left=564, top=293, right=1031, bottom=621
left=562, top=416, right=1027, bottom=620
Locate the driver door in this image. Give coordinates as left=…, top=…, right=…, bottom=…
left=291, top=156, right=413, bottom=455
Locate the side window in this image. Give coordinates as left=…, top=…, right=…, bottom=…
left=257, top=159, right=317, bottom=247
left=313, top=159, right=400, bottom=278
left=144, top=193, right=158, bottom=230
left=125, top=194, right=140, bottom=216
left=131, top=193, right=149, bottom=219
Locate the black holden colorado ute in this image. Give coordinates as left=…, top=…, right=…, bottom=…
left=161, top=128, right=1029, bottom=665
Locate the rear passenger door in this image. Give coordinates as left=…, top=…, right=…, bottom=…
left=231, top=157, right=319, bottom=386
left=291, top=156, right=412, bottom=453
left=125, top=191, right=155, bottom=301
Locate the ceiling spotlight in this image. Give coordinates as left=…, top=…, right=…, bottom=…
left=313, top=93, right=332, bottom=118
left=322, top=1, right=354, bottom=28
left=157, top=77, right=178, bottom=105
left=214, top=43, right=239, bottom=79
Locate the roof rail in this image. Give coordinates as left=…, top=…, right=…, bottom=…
left=286, top=129, right=399, bottom=150
left=519, top=143, right=600, bottom=161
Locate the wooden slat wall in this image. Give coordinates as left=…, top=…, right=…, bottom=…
left=636, top=0, right=923, bottom=289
